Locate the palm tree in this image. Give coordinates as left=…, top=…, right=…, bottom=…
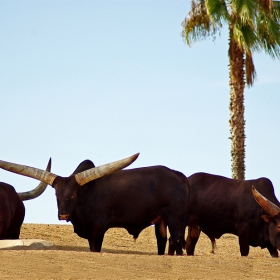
left=182, top=0, right=280, bottom=179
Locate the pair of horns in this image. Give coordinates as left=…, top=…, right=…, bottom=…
left=252, top=186, right=280, bottom=217
left=17, top=158, right=51, bottom=201
left=0, top=153, right=139, bottom=187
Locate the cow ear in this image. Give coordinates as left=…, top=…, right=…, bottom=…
left=261, top=215, right=273, bottom=223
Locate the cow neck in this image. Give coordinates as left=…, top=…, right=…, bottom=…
left=75, top=180, right=96, bottom=211
left=68, top=181, right=96, bottom=239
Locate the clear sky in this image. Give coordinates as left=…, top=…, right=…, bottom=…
left=1, top=0, right=279, bottom=224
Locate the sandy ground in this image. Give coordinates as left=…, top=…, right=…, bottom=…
left=0, top=224, right=279, bottom=279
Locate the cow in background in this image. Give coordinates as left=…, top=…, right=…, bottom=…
left=180, top=173, right=280, bottom=257
left=0, top=159, right=51, bottom=239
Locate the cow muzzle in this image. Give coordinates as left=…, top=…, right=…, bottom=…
left=59, top=214, right=70, bottom=221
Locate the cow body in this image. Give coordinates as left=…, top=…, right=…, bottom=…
left=0, top=155, right=189, bottom=255
left=185, top=172, right=280, bottom=257
left=0, top=183, right=25, bottom=239
left=54, top=161, right=189, bottom=255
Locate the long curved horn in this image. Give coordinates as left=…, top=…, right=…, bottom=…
left=18, top=158, right=52, bottom=201
left=75, top=153, right=140, bottom=186
left=0, top=158, right=57, bottom=186
left=252, top=186, right=280, bottom=217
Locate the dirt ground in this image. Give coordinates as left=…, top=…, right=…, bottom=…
left=0, top=224, right=279, bottom=279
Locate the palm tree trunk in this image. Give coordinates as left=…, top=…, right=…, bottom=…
left=228, top=32, right=246, bottom=180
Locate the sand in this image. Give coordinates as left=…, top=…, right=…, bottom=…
left=0, top=223, right=279, bottom=279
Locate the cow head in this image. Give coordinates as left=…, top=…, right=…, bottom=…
left=0, top=153, right=139, bottom=222
left=52, top=175, right=80, bottom=221
left=252, top=186, right=280, bottom=249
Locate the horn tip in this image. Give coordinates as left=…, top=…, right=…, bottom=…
left=47, top=158, right=52, bottom=172
left=252, top=185, right=258, bottom=196
left=131, top=153, right=140, bottom=162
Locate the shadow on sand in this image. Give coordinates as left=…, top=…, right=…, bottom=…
left=55, top=245, right=158, bottom=255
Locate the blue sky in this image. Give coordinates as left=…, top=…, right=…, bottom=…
left=1, top=0, right=279, bottom=224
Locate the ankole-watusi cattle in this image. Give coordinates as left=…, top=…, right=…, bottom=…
left=0, top=159, right=51, bottom=239
left=0, top=154, right=189, bottom=255
left=175, top=173, right=280, bottom=257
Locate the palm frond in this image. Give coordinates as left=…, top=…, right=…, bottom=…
left=245, top=51, right=257, bottom=86
left=240, top=24, right=261, bottom=52
left=236, top=0, right=257, bottom=27
left=271, top=2, right=280, bottom=21
left=273, top=1, right=280, bottom=19
left=259, top=0, right=273, bottom=12
left=206, top=0, right=229, bottom=22
left=260, top=38, right=280, bottom=58
left=182, top=0, right=221, bottom=46
left=231, top=23, right=257, bottom=53
left=232, top=24, right=245, bottom=51
left=256, top=13, right=280, bottom=58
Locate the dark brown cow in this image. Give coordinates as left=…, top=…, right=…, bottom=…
left=176, top=173, right=280, bottom=257
left=0, top=154, right=189, bottom=255
left=0, top=159, right=51, bottom=239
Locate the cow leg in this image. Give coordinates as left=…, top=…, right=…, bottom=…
left=169, top=235, right=183, bottom=255
left=238, top=235, right=250, bottom=256
left=267, top=242, right=278, bottom=258
left=210, top=237, right=216, bottom=254
left=7, top=224, right=21, bottom=239
left=186, top=224, right=201, bottom=255
left=168, top=233, right=186, bottom=255
left=168, top=221, right=185, bottom=256
left=238, top=239, right=250, bottom=256
left=155, top=223, right=167, bottom=255
left=168, top=237, right=175, bottom=255
left=0, top=221, right=8, bottom=239
left=88, top=230, right=105, bottom=252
